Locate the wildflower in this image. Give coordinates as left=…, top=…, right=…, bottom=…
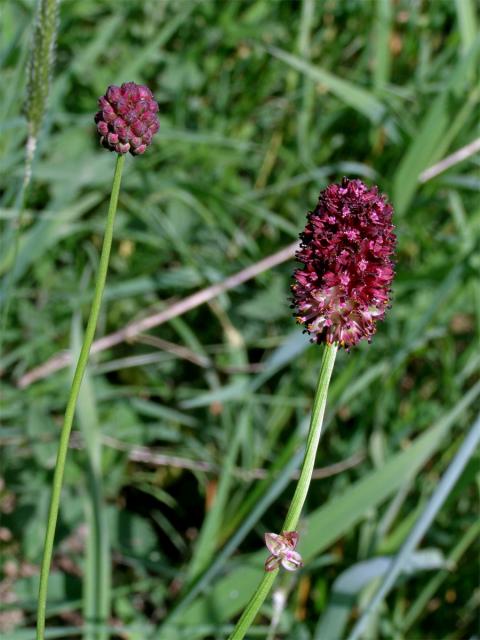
left=264, top=531, right=303, bottom=572
left=95, top=82, right=160, bottom=155
left=292, top=178, right=395, bottom=347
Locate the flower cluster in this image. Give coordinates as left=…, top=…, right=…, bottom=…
left=292, top=178, right=395, bottom=348
left=95, top=82, right=160, bottom=155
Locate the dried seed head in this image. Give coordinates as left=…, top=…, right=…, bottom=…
left=94, top=82, right=160, bottom=155
left=292, top=178, right=396, bottom=348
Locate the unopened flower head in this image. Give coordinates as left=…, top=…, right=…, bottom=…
left=292, top=178, right=395, bottom=348
left=95, top=82, right=160, bottom=155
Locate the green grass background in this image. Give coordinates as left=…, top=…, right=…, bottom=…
left=1, top=0, right=479, bottom=638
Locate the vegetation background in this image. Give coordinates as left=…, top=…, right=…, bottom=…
left=1, top=0, right=479, bottom=638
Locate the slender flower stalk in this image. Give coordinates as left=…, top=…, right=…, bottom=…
left=229, top=178, right=395, bottom=640
left=229, top=344, right=337, bottom=640
left=36, top=82, right=160, bottom=640
left=36, top=154, right=125, bottom=640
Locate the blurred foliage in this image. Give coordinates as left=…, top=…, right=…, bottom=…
left=0, top=0, right=479, bottom=639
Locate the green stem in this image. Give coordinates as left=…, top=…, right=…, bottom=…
left=228, top=343, right=337, bottom=640
left=36, top=154, right=125, bottom=640
left=282, top=343, right=337, bottom=531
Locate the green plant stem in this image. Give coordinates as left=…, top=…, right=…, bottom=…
left=36, top=153, right=125, bottom=640
left=282, top=343, right=337, bottom=532
left=228, top=343, right=337, bottom=640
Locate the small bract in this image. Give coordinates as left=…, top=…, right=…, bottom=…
left=264, top=531, right=303, bottom=572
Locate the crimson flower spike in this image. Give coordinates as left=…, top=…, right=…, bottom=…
left=292, top=178, right=396, bottom=348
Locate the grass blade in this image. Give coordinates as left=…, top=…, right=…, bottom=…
left=266, top=45, right=385, bottom=123
left=454, top=0, right=478, bottom=52
left=315, top=550, right=445, bottom=640
left=347, top=412, right=480, bottom=640
left=401, top=518, right=480, bottom=633
left=393, top=38, right=480, bottom=216
left=185, top=410, right=248, bottom=584
left=372, top=0, right=392, bottom=92
left=72, top=313, right=110, bottom=640
left=175, top=382, right=480, bottom=626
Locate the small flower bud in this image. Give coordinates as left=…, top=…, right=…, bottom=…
left=94, top=82, right=160, bottom=156
left=292, top=178, right=396, bottom=348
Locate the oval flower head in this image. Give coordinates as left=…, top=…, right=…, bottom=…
left=265, top=531, right=303, bottom=572
left=292, top=178, right=396, bottom=348
left=95, top=82, right=160, bottom=155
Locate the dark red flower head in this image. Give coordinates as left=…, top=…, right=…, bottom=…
left=292, top=178, right=395, bottom=348
left=94, top=82, right=159, bottom=155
